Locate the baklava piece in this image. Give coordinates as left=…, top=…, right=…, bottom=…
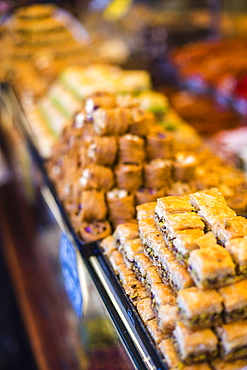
left=100, top=235, right=117, bottom=257
left=188, top=245, right=236, bottom=289
left=212, top=217, right=247, bottom=245
left=78, top=221, right=111, bottom=242
left=157, top=212, right=205, bottom=235
left=177, top=287, right=223, bottom=330
left=146, top=318, right=167, bottom=343
left=122, top=238, right=144, bottom=269
left=157, top=305, right=179, bottom=334
left=133, top=253, right=153, bottom=282
left=225, top=237, right=247, bottom=276
left=189, top=188, right=227, bottom=211
left=198, top=206, right=236, bottom=231
left=216, top=320, right=247, bottom=361
left=136, top=201, right=157, bottom=221
left=171, top=229, right=205, bottom=264
left=122, top=280, right=149, bottom=306
left=150, top=283, right=176, bottom=309
left=219, top=279, right=247, bottom=323
left=158, top=338, right=182, bottom=369
left=113, top=222, right=139, bottom=249
left=173, top=321, right=218, bottom=364
left=211, top=358, right=247, bottom=370
left=136, top=297, right=155, bottom=324
left=155, top=195, right=196, bottom=217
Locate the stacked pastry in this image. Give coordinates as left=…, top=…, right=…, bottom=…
left=47, top=91, right=180, bottom=241
left=47, top=89, right=247, bottom=242
left=101, top=188, right=247, bottom=369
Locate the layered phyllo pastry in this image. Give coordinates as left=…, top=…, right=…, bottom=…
left=136, top=201, right=157, bottom=221
left=211, top=358, right=247, bottom=370
left=197, top=206, right=237, bottom=231
left=92, top=107, right=129, bottom=136
left=113, top=222, right=139, bottom=248
left=219, top=280, right=247, bottom=323
left=171, top=229, right=205, bottom=264
left=100, top=235, right=116, bottom=257
left=155, top=195, right=195, bottom=216
left=216, top=320, right=247, bottom=361
left=188, top=188, right=228, bottom=211
left=158, top=338, right=181, bottom=369
left=121, top=238, right=144, bottom=269
left=157, top=305, right=179, bottom=334
left=84, top=92, right=116, bottom=113
left=122, top=280, right=149, bottom=306
left=109, top=250, right=125, bottom=273
left=150, top=283, right=176, bottom=309
left=115, top=164, right=143, bottom=192
left=177, top=287, right=223, bottom=330
left=211, top=216, right=247, bottom=245
left=118, top=134, right=145, bottom=165
left=117, top=264, right=137, bottom=285
left=145, top=266, right=163, bottom=288
left=225, top=237, right=247, bottom=276
left=167, top=259, right=194, bottom=291
left=156, top=212, right=205, bottom=235
left=136, top=297, right=155, bottom=324
left=146, top=318, right=165, bottom=344
left=188, top=245, right=236, bottom=289
left=133, top=253, right=153, bottom=282
left=173, top=321, right=218, bottom=364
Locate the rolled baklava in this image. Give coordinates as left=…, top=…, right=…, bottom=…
left=146, top=131, right=173, bottom=160
left=118, top=134, right=145, bottom=165
left=115, top=164, right=143, bottom=192
left=93, top=107, right=129, bottom=136
left=106, top=189, right=135, bottom=227
left=78, top=220, right=111, bottom=242
left=86, top=136, right=118, bottom=166
left=177, top=287, right=223, bottom=330
left=143, top=159, right=172, bottom=189
left=78, top=164, right=114, bottom=191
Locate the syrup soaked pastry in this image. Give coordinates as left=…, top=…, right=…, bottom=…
left=107, top=189, right=135, bottom=227
left=158, top=338, right=181, bottom=368
left=157, top=305, right=179, bottom=334
left=211, top=358, right=247, bottom=370
left=118, top=134, right=145, bottom=165
left=211, top=216, right=247, bottom=244
left=100, top=235, right=117, bottom=257
left=143, top=159, right=172, bottom=189
left=225, top=237, right=247, bottom=276
left=216, top=320, right=247, bottom=361
left=79, top=164, right=114, bottom=191
left=86, top=136, right=117, bottom=166
left=93, top=107, right=129, bottom=136
left=177, top=286, right=223, bottom=330
left=115, top=163, right=143, bottom=192
left=113, top=222, right=139, bottom=249
left=78, top=220, right=111, bottom=242
left=173, top=321, right=218, bottom=364
left=127, top=108, right=153, bottom=136
left=173, top=152, right=198, bottom=182
left=136, top=201, right=157, bottom=221
left=188, top=245, right=235, bottom=289
left=219, top=280, right=247, bottom=323
left=146, top=131, right=173, bottom=160
left=78, top=190, right=108, bottom=221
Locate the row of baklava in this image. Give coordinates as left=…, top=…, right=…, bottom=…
left=100, top=201, right=247, bottom=369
